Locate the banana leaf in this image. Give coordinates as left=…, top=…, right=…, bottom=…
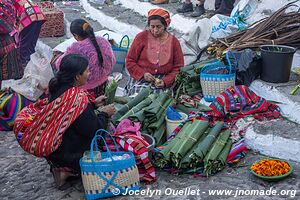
left=155, top=121, right=193, bottom=168
left=144, top=92, right=170, bottom=117
left=105, top=80, right=118, bottom=104
left=204, top=130, right=231, bottom=164
left=191, top=122, right=224, bottom=163
left=171, top=120, right=209, bottom=167
left=176, top=103, right=212, bottom=114
left=179, top=127, right=210, bottom=169
left=114, top=96, right=130, bottom=104
left=204, top=138, right=233, bottom=176
left=147, top=99, right=173, bottom=131
left=117, top=93, right=157, bottom=123
left=152, top=123, right=166, bottom=147
left=112, top=87, right=152, bottom=123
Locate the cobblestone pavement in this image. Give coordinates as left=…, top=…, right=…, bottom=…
left=1, top=132, right=299, bottom=200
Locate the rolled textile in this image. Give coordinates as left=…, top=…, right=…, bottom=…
left=112, top=87, right=152, bottom=123
left=171, top=120, right=209, bottom=167
left=191, top=122, right=224, bottom=163
left=204, top=130, right=231, bottom=174
left=204, top=138, right=233, bottom=175
left=117, top=93, right=157, bottom=123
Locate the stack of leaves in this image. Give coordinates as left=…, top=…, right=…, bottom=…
left=191, top=122, right=224, bottom=166
left=208, top=2, right=300, bottom=58
left=112, top=87, right=152, bottom=123
left=155, top=121, right=193, bottom=168
left=204, top=130, right=232, bottom=175
left=170, top=120, right=209, bottom=167
left=175, top=60, right=219, bottom=99
left=105, top=80, right=118, bottom=104
left=117, top=94, right=157, bottom=123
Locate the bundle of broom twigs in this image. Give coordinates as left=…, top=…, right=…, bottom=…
left=208, top=1, right=300, bottom=57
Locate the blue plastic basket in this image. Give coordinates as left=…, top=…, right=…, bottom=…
left=103, top=33, right=130, bottom=73
left=80, top=129, right=140, bottom=200
left=200, top=51, right=237, bottom=102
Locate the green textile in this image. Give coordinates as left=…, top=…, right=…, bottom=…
left=191, top=122, right=224, bottom=163
left=112, top=87, right=152, bottom=123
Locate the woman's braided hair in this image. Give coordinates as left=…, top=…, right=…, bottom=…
left=70, top=19, right=103, bottom=67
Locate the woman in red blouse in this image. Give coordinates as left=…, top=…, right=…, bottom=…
left=125, top=8, right=184, bottom=96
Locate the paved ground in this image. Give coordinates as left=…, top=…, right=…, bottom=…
left=1, top=1, right=300, bottom=200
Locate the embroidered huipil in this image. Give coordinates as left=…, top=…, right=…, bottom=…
left=55, top=36, right=116, bottom=91
left=126, top=30, right=184, bottom=87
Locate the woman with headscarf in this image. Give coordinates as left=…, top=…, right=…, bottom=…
left=54, top=19, right=116, bottom=97
left=14, top=54, right=116, bottom=190
left=125, top=8, right=184, bottom=96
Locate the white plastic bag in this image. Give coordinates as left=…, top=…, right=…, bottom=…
left=211, top=0, right=258, bottom=39
left=1, top=52, right=54, bottom=101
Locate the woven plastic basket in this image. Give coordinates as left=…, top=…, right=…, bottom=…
left=200, top=51, right=237, bottom=101
left=80, top=129, right=140, bottom=200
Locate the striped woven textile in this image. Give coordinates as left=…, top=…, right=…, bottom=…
left=0, top=0, right=17, bottom=34
left=104, top=119, right=156, bottom=183
left=226, top=138, right=248, bottom=165
left=198, top=85, right=281, bottom=125
left=13, top=87, right=89, bottom=157
left=0, top=90, right=32, bottom=131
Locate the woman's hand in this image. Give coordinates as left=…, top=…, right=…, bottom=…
left=155, top=79, right=165, bottom=88
left=95, top=95, right=107, bottom=107
left=144, top=72, right=156, bottom=83
left=101, top=104, right=116, bottom=117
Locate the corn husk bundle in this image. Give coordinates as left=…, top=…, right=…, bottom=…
left=208, top=2, right=300, bottom=58
left=204, top=130, right=232, bottom=175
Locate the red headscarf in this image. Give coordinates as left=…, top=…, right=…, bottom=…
left=148, top=8, right=171, bottom=26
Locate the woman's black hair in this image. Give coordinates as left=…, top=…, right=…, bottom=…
left=70, top=19, right=103, bottom=66
left=48, top=54, right=88, bottom=94
left=147, top=15, right=167, bottom=29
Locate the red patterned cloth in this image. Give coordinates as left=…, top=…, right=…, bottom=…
left=13, top=87, right=89, bottom=157
left=197, top=85, right=281, bottom=126
left=105, top=119, right=156, bottom=183
left=14, top=0, right=46, bottom=32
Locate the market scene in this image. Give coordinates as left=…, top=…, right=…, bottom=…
left=0, top=0, right=300, bottom=199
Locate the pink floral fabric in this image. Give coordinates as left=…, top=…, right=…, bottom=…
left=55, top=36, right=116, bottom=90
